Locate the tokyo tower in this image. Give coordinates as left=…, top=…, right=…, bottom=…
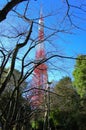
left=31, top=8, right=48, bottom=108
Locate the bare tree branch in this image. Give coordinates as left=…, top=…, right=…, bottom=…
left=0, top=0, right=29, bottom=22
left=0, top=21, right=33, bottom=95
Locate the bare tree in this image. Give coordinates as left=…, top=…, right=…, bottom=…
left=0, top=0, right=86, bottom=129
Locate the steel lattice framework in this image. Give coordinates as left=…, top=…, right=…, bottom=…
left=30, top=9, right=48, bottom=108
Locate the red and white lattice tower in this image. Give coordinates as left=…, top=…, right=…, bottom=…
left=31, top=8, right=48, bottom=108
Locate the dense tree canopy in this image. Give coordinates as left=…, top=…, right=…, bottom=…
left=53, top=76, right=79, bottom=111
left=49, top=76, right=86, bottom=130
left=73, top=55, right=86, bottom=97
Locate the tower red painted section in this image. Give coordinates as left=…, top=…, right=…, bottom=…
left=31, top=9, right=48, bottom=108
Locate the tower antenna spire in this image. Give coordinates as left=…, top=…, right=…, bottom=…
left=40, top=4, right=43, bottom=17
left=30, top=6, right=48, bottom=108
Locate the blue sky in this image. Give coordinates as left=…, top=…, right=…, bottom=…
left=0, top=0, right=86, bottom=82
left=34, top=0, right=86, bottom=81
left=27, top=0, right=86, bottom=57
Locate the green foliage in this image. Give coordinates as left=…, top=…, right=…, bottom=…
left=31, top=121, right=39, bottom=129
left=73, top=55, right=86, bottom=97
left=49, top=76, right=86, bottom=130
left=48, top=77, right=79, bottom=129
left=55, top=76, right=72, bottom=88
left=53, top=76, right=79, bottom=111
